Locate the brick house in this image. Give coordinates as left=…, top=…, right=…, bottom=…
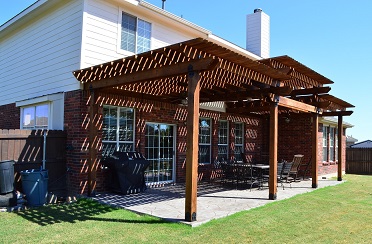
left=1, top=0, right=353, bottom=214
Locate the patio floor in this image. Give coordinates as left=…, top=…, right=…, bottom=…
left=91, top=176, right=344, bottom=227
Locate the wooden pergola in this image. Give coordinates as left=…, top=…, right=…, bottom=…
left=73, top=38, right=354, bottom=222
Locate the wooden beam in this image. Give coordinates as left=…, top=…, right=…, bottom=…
left=312, top=113, right=319, bottom=188
left=308, top=101, right=331, bottom=109
left=269, top=102, right=278, bottom=200
left=321, top=111, right=353, bottom=117
left=278, top=96, right=318, bottom=113
left=185, top=70, right=200, bottom=222
left=290, top=86, right=331, bottom=96
left=338, top=115, right=343, bottom=181
left=226, top=105, right=270, bottom=114
left=84, top=57, right=219, bottom=90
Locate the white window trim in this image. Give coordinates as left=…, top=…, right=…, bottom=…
left=199, top=117, right=212, bottom=164
left=16, top=93, right=64, bottom=130
left=218, top=120, right=229, bottom=161
left=102, top=105, right=136, bottom=153
left=117, top=9, right=152, bottom=56
left=234, top=122, right=244, bottom=160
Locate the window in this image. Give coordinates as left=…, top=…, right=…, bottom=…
left=121, top=12, right=151, bottom=54
left=323, top=126, right=328, bottom=162
left=199, top=118, right=211, bottom=164
left=218, top=120, right=228, bottom=161
left=335, top=128, right=338, bottom=161
left=102, top=106, right=135, bottom=157
left=234, top=122, right=244, bottom=161
left=22, top=104, right=49, bottom=129
left=330, top=127, right=335, bottom=161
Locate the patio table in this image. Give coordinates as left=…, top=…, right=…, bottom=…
left=252, top=164, right=269, bottom=189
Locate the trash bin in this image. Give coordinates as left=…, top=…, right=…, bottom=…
left=102, top=152, right=150, bottom=195
left=21, top=169, right=48, bottom=206
left=0, top=160, right=15, bottom=194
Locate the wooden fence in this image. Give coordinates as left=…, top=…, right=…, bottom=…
left=0, top=129, right=67, bottom=193
left=346, top=148, right=372, bottom=175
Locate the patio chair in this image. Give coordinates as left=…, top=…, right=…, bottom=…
left=261, top=160, right=284, bottom=188
left=239, top=153, right=259, bottom=190
left=278, top=161, right=293, bottom=189
left=289, top=154, right=304, bottom=182
left=220, top=162, right=237, bottom=187
left=298, top=156, right=312, bottom=180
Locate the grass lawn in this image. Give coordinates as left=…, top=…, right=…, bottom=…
left=1, top=174, right=371, bottom=243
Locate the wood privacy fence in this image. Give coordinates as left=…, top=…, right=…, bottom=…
left=346, top=148, right=372, bottom=175
left=0, top=129, right=67, bottom=193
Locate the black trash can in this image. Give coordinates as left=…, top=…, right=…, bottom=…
left=21, top=169, right=49, bottom=206
left=103, top=152, right=150, bottom=195
left=0, top=160, right=15, bottom=194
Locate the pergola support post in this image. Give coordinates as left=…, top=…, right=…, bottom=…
left=312, top=113, right=319, bottom=188
left=269, top=102, right=278, bottom=200
left=337, top=115, right=343, bottom=181
left=88, top=88, right=98, bottom=196
left=185, top=68, right=200, bottom=222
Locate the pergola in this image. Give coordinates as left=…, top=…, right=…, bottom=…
left=73, top=38, right=354, bottom=222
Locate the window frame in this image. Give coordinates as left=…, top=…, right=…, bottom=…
left=21, top=103, right=50, bottom=129
left=323, top=125, right=329, bottom=162
left=118, top=11, right=152, bottom=55
left=234, top=122, right=244, bottom=161
left=218, top=120, right=229, bottom=161
left=102, top=105, right=135, bottom=157
left=198, top=118, right=212, bottom=164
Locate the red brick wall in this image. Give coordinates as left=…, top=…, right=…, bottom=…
left=63, top=90, right=265, bottom=194
left=0, top=103, right=20, bottom=129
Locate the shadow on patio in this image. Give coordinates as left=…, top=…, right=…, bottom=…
left=90, top=178, right=343, bottom=227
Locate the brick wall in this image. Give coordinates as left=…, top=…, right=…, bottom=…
left=63, top=90, right=265, bottom=194
left=0, top=103, right=20, bottom=129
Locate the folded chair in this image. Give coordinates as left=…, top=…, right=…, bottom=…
left=298, top=156, right=312, bottom=180
left=289, top=154, right=304, bottom=182
left=278, top=161, right=293, bottom=189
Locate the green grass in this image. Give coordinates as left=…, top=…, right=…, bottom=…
left=1, top=174, right=371, bottom=243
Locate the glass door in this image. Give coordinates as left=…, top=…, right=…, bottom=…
left=145, top=123, right=175, bottom=185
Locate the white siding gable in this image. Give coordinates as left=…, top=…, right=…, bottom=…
left=81, top=0, right=199, bottom=68
left=0, top=0, right=84, bottom=106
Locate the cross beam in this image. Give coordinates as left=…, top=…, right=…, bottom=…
left=83, top=57, right=219, bottom=90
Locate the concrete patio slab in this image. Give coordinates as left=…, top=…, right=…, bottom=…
left=91, top=177, right=344, bottom=227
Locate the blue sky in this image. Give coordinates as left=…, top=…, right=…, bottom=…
left=1, top=0, right=371, bottom=142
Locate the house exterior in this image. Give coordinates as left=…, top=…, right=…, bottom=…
left=1, top=0, right=354, bottom=203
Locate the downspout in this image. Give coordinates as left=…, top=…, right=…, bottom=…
left=42, top=130, right=47, bottom=169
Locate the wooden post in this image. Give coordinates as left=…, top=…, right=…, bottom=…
left=185, top=67, right=200, bottom=222
left=312, top=113, right=319, bottom=188
left=269, top=102, right=278, bottom=200
left=88, top=88, right=98, bottom=196
left=337, top=115, right=343, bottom=181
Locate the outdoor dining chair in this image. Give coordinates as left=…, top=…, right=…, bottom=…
left=278, top=161, right=293, bottom=189
left=298, top=156, right=312, bottom=180
left=289, top=154, right=304, bottom=182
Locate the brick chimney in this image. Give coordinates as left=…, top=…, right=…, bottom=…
left=246, top=8, right=270, bottom=58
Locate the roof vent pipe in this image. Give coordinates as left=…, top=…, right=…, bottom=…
left=162, top=0, right=166, bottom=10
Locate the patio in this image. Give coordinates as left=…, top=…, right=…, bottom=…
left=90, top=175, right=343, bottom=227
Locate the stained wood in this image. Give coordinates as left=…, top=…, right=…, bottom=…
left=185, top=70, right=200, bottom=222
left=337, top=115, right=343, bottom=181
left=269, top=102, right=278, bottom=200
left=279, top=96, right=318, bottom=113
left=312, top=113, right=319, bottom=188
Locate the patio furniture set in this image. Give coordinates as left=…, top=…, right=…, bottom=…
left=215, top=153, right=311, bottom=190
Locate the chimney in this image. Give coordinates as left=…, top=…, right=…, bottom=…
left=246, top=8, right=270, bottom=58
